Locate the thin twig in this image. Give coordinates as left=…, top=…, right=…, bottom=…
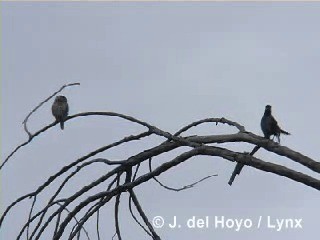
left=112, top=233, right=116, bottom=240
left=174, top=117, right=246, bottom=137
left=4, top=104, right=320, bottom=240
left=0, top=131, right=151, bottom=227
left=96, top=209, right=101, bottom=240
left=114, top=175, right=122, bottom=240
left=22, top=82, right=80, bottom=138
left=68, top=197, right=112, bottom=240
left=132, top=163, right=140, bottom=181
left=30, top=157, right=122, bottom=239
left=51, top=146, right=320, bottom=240
left=26, top=196, right=37, bottom=239
left=2, top=112, right=154, bottom=170
left=54, top=210, right=62, bottom=239
left=128, top=194, right=152, bottom=237
left=126, top=163, right=148, bottom=235
left=148, top=158, right=217, bottom=191
left=16, top=200, right=65, bottom=240
left=129, top=190, right=160, bottom=240
left=68, top=199, right=104, bottom=240
left=56, top=202, right=91, bottom=240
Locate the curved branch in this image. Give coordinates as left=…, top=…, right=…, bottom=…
left=36, top=134, right=320, bottom=239
left=55, top=203, right=91, bottom=240
left=0, top=131, right=151, bottom=227
left=186, top=133, right=320, bottom=173
left=114, top=193, right=122, bottom=240
left=96, top=209, right=101, bottom=240
left=52, top=143, right=320, bottom=239
left=199, top=146, right=320, bottom=190
left=5, top=129, right=320, bottom=237
left=68, top=197, right=110, bottom=240
left=69, top=176, right=119, bottom=240
left=174, top=117, right=246, bottom=136
left=3, top=108, right=320, bottom=240
left=2, top=111, right=156, bottom=170
left=26, top=196, right=37, bottom=239
left=29, top=158, right=120, bottom=239
left=129, top=190, right=160, bottom=240
left=128, top=194, right=152, bottom=238
left=148, top=158, right=217, bottom=191
left=22, top=82, right=80, bottom=138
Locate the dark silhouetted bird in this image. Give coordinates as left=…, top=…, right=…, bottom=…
left=52, top=95, right=69, bottom=130
left=228, top=105, right=291, bottom=186
left=261, top=105, right=290, bottom=143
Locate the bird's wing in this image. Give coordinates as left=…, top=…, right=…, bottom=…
left=67, top=103, right=69, bottom=115
left=60, top=103, right=69, bottom=118
left=270, top=115, right=282, bottom=133
left=51, top=103, right=60, bottom=118
left=269, top=115, right=278, bottom=128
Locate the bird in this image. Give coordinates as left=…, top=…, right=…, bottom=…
left=228, top=105, right=290, bottom=186
left=261, top=105, right=290, bottom=143
left=52, top=95, right=69, bottom=130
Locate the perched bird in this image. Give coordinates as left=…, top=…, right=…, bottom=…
left=261, top=105, right=290, bottom=143
left=52, top=95, right=69, bottom=130
left=228, top=105, right=290, bottom=186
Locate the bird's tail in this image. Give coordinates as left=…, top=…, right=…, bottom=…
left=60, top=121, right=64, bottom=130
left=228, top=163, right=244, bottom=186
left=280, top=129, right=290, bottom=135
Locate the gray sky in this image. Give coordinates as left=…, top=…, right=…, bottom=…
left=2, top=2, right=320, bottom=239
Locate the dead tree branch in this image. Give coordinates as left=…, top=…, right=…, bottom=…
left=22, top=82, right=80, bottom=138
left=2, top=88, right=320, bottom=239
left=148, top=157, right=217, bottom=191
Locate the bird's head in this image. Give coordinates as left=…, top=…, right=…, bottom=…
left=264, top=105, right=272, bottom=115
left=55, top=95, right=68, bottom=103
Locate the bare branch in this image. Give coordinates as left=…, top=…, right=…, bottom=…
left=55, top=202, right=91, bottom=240
left=129, top=190, right=160, bottom=240
left=127, top=163, right=152, bottom=236
left=22, top=82, right=80, bottom=138
left=11, top=143, right=320, bottom=240
left=69, top=200, right=103, bottom=240
left=96, top=209, right=101, bottom=240
left=16, top=200, right=65, bottom=240
left=128, top=194, right=152, bottom=238
left=132, top=163, right=141, bottom=181
left=114, top=175, right=122, bottom=240
left=200, top=146, right=320, bottom=190
left=26, top=196, right=37, bottom=239
left=2, top=112, right=154, bottom=170
left=148, top=158, right=217, bottom=191
left=174, top=117, right=246, bottom=136
left=188, top=133, right=320, bottom=173
left=70, top=197, right=110, bottom=240
left=63, top=177, right=120, bottom=239
left=0, top=131, right=151, bottom=227
left=3, top=105, right=320, bottom=240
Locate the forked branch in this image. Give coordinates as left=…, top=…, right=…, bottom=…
left=2, top=84, right=319, bottom=239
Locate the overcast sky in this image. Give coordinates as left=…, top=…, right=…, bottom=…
left=2, top=2, right=320, bottom=239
